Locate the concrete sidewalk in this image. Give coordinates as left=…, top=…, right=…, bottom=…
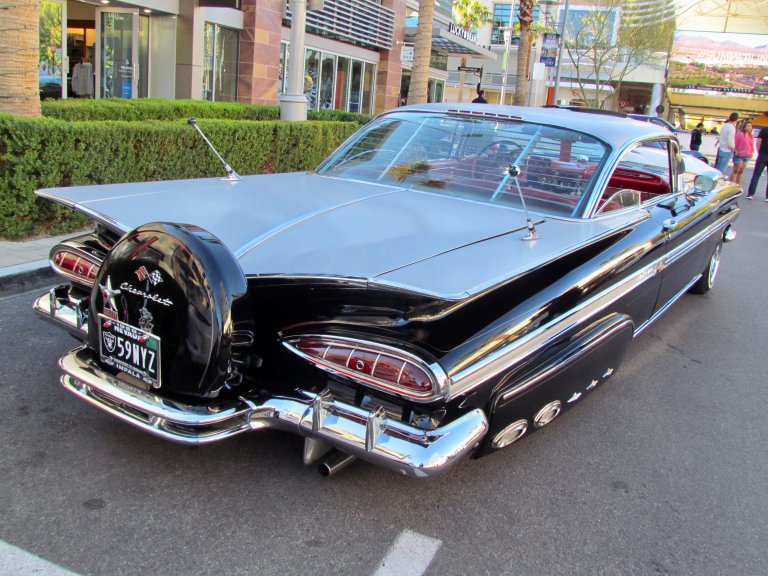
left=0, top=233, right=78, bottom=294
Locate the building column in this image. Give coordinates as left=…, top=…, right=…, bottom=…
left=239, top=0, right=283, bottom=105
left=374, top=0, right=405, bottom=113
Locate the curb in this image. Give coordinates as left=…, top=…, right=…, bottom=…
left=0, top=261, right=56, bottom=296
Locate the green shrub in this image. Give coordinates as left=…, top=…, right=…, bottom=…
left=41, top=98, right=372, bottom=125
left=0, top=115, right=361, bottom=239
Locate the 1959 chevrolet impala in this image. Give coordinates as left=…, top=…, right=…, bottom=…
left=34, top=104, right=740, bottom=478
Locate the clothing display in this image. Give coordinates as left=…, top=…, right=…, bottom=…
left=71, top=61, right=94, bottom=97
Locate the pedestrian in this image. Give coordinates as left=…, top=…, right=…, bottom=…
left=690, top=122, right=704, bottom=151
left=730, top=121, right=754, bottom=186
left=745, top=122, right=768, bottom=200
left=472, top=90, right=488, bottom=104
left=714, top=112, right=739, bottom=173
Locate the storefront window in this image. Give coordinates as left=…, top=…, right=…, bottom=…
left=362, top=63, right=374, bottom=114
left=434, top=81, right=444, bottom=103
left=336, top=57, right=350, bottom=111
left=430, top=51, right=448, bottom=71
left=202, top=23, right=239, bottom=101
left=320, top=54, right=336, bottom=110
left=39, top=0, right=63, bottom=99
left=304, top=49, right=320, bottom=110
left=350, top=61, right=362, bottom=113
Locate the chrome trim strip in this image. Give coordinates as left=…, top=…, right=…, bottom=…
left=34, top=190, right=131, bottom=236
left=633, top=275, right=702, bottom=336
left=57, top=346, right=487, bottom=478
left=448, top=210, right=738, bottom=399
left=663, top=211, right=732, bottom=267
left=499, top=316, right=634, bottom=402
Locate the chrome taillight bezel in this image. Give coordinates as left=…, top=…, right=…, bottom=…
left=282, top=335, right=449, bottom=402
left=50, top=245, right=102, bottom=287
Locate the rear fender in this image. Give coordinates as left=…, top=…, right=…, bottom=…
left=477, top=313, right=634, bottom=456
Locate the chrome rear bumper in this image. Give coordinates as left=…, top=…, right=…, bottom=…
left=58, top=346, right=488, bottom=478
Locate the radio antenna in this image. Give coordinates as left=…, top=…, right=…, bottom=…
left=187, top=117, right=241, bottom=181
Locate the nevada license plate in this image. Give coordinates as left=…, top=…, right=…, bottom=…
left=98, top=314, right=161, bottom=388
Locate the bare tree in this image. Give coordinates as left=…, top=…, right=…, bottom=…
left=410, top=0, right=436, bottom=104
left=513, top=0, right=534, bottom=106
left=0, top=0, right=41, bottom=117
left=562, top=0, right=675, bottom=109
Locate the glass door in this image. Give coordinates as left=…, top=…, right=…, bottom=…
left=39, top=0, right=66, bottom=99
left=96, top=8, right=148, bottom=98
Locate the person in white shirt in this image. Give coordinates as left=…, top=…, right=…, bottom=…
left=715, top=112, right=739, bottom=173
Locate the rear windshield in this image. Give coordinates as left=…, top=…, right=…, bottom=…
left=318, top=112, right=609, bottom=218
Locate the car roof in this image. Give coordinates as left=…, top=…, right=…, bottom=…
left=385, top=103, right=668, bottom=149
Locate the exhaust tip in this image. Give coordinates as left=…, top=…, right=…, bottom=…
left=533, top=400, right=562, bottom=428
left=492, top=419, right=528, bottom=449
left=318, top=450, right=356, bottom=477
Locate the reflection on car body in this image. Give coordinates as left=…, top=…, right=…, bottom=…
left=33, top=104, right=740, bottom=478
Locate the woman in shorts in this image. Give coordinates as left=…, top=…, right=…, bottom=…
left=731, top=121, right=755, bottom=187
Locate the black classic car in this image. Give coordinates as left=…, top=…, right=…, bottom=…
left=34, top=104, right=739, bottom=478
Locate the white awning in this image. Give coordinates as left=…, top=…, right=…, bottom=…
left=676, top=0, right=768, bottom=34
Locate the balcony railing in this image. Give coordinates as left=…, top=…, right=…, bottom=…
left=285, top=0, right=395, bottom=51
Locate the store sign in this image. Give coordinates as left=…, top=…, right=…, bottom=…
left=401, top=45, right=414, bottom=62
left=449, top=23, right=478, bottom=44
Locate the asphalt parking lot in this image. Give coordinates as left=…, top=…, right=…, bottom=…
left=1, top=175, right=767, bottom=576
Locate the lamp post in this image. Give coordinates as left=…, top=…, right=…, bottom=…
left=280, top=0, right=321, bottom=121
left=498, top=1, right=516, bottom=104
left=552, top=0, right=571, bottom=106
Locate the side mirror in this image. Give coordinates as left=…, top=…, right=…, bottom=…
left=692, top=173, right=716, bottom=194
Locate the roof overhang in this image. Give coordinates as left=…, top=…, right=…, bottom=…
left=676, top=0, right=768, bottom=34
left=405, top=26, right=497, bottom=60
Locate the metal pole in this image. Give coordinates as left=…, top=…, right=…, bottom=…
left=499, top=0, right=516, bottom=104
left=552, top=0, right=571, bottom=106
left=280, top=0, right=309, bottom=121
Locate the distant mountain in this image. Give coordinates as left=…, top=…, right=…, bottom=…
left=674, top=34, right=768, bottom=55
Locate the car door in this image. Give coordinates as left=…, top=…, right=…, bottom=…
left=648, top=140, right=717, bottom=310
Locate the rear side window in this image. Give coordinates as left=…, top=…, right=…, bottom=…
left=597, top=141, right=674, bottom=215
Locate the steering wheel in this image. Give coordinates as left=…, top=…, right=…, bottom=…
left=472, top=140, right=524, bottom=180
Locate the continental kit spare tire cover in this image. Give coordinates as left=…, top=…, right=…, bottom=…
left=89, top=222, right=251, bottom=398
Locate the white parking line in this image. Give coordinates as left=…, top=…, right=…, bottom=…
left=374, top=529, right=442, bottom=576
left=0, top=540, right=80, bottom=576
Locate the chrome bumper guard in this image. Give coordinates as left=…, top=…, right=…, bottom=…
left=58, top=346, right=489, bottom=478
left=33, top=287, right=89, bottom=338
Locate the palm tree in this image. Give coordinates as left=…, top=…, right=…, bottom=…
left=410, top=0, right=436, bottom=105
left=513, top=0, right=534, bottom=106
left=0, top=0, right=41, bottom=117
left=452, top=0, right=492, bottom=102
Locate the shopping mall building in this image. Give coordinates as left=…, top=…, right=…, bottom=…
left=38, top=0, right=499, bottom=114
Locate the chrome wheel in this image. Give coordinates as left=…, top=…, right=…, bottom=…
left=707, top=243, right=722, bottom=289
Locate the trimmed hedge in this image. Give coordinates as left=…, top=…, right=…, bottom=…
left=0, top=115, right=360, bottom=239
left=41, top=98, right=372, bottom=125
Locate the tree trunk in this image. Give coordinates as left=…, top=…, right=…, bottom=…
left=0, top=0, right=41, bottom=117
left=513, top=0, right=533, bottom=106
left=410, top=0, right=435, bottom=104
